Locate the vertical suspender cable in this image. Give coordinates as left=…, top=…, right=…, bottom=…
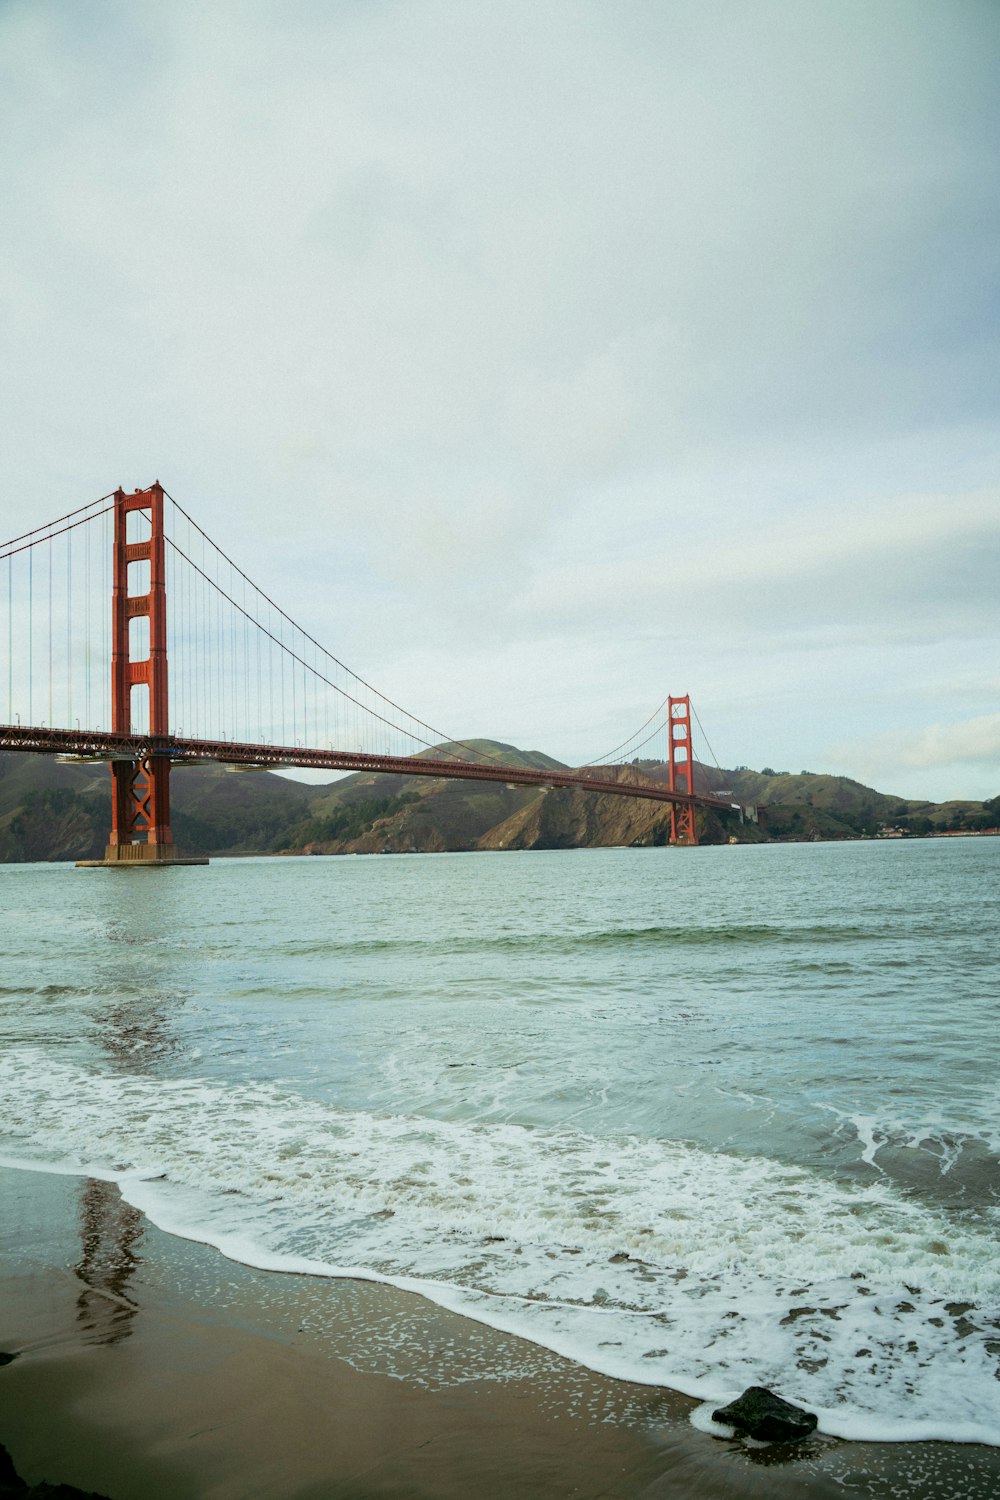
left=236, top=565, right=240, bottom=739
left=225, top=554, right=231, bottom=739
left=226, top=552, right=232, bottom=738
left=182, top=522, right=188, bottom=733
left=67, top=530, right=72, bottom=727
left=255, top=578, right=262, bottom=744
left=183, top=521, right=189, bottom=735
left=237, top=563, right=242, bottom=740
left=291, top=619, right=296, bottom=743
left=85, top=514, right=90, bottom=727
left=179, top=523, right=184, bottom=735
left=203, top=529, right=209, bottom=738
left=196, top=529, right=202, bottom=735
left=215, top=549, right=222, bottom=739
left=6, top=554, right=11, bottom=722
left=242, top=574, right=248, bottom=742
left=102, top=507, right=109, bottom=730
left=204, top=530, right=209, bottom=738
left=28, top=547, right=33, bottom=724
left=230, top=554, right=235, bottom=739
left=47, top=537, right=53, bottom=725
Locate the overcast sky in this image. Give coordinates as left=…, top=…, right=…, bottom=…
left=2, top=0, right=998, bottom=800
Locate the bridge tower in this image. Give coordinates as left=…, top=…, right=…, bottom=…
left=668, top=694, right=698, bottom=846
left=83, top=483, right=203, bottom=865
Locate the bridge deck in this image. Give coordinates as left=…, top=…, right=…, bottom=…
left=0, top=725, right=740, bottom=813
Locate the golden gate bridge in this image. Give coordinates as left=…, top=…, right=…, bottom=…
left=0, top=483, right=747, bottom=863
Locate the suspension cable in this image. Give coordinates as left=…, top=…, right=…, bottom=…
left=2, top=488, right=723, bottom=780
left=0, top=504, right=114, bottom=563
left=617, top=719, right=671, bottom=763
left=691, top=700, right=723, bottom=771
left=0, top=493, right=114, bottom=552
left=164, top=536, right=446, bottom=752
left=582, top=692, right=672, bottom=767
left=163, top=491, right=511, bottom=767
left=164, top=518, right=511, bottom=766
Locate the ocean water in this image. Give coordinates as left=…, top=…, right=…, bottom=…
left=1, top=840, right=998, bottom=1444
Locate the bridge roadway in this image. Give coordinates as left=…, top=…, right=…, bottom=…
left=0, top=725, right=742, bottom=815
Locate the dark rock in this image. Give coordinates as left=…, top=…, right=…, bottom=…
left=0, top=1442, right=111, bottom=1498
left=712, top=1385, right=818, bottom=1442
left=0, top=1444, right=22, bottom=1492
left=22, top=1485, right=114, bottom=1498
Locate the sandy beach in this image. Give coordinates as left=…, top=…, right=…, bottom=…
left=1, top=1166, right=998, bottom=1499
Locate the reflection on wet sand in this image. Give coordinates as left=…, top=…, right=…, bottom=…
left=72, top=902, right=178, bottom=1342
left=75, top=1178, right=143, bottom=1345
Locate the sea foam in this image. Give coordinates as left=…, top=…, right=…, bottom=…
left=1, top=1047, right=998, bottom=1444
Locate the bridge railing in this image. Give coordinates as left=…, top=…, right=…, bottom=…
left=0, top=723, right=742, bottom=815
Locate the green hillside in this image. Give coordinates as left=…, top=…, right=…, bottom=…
left=0, top=752, right=326, bottom=862
left=278, top=740, right=569, bottom=855
left=412, top=739, right=566, bottom=773
left=0, top=746, right=995, bottom=862
left=704, top=767, right=998, bottom=840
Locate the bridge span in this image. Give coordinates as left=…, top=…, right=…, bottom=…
left=1, top=483, right=749, bottom=861
left=0, top=723, right=743, bottom=809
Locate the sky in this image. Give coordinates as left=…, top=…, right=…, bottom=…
left=1, top=0, right=998, bottom=801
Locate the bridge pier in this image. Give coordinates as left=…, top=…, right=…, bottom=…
left=75, top=852, right=206, bottom=876
left=77, top=846, right=208, bottom=867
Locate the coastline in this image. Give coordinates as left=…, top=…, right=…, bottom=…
left=3, top=1165, right=1000, bottom=1500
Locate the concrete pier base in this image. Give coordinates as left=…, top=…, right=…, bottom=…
left=76, top=844, right=209, bottom=868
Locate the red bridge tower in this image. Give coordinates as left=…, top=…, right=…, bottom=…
left=85, top=483, right=204, bottom=866
left=668, top=694, right=698, bottom=846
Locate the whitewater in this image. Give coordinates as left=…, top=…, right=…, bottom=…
left=1, top=839, right=997, bottom=1444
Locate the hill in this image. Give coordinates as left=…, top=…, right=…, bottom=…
left=0, top=751, right=326, bottom=863
left=713, top=767, right=998, bottom=840
left=274, top=741, right=570, bottom=855
left=0, top=746, right=995, bottom=862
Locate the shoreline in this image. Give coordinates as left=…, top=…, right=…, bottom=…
left=3, top=1165, right=1000, bottom=1499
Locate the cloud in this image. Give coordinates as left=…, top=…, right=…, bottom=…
left=827, top=711, right=1000, bottom=803
left=1, top=1, right=999, bottom=799
left=4, top=1, right=997, bottom=518
left=511, top=489, right=1000, bottom=648
left=839, top=714, right=1000, bottom=775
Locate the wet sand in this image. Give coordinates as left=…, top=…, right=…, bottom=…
left=2, top=1166, right=998, bottom=1499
